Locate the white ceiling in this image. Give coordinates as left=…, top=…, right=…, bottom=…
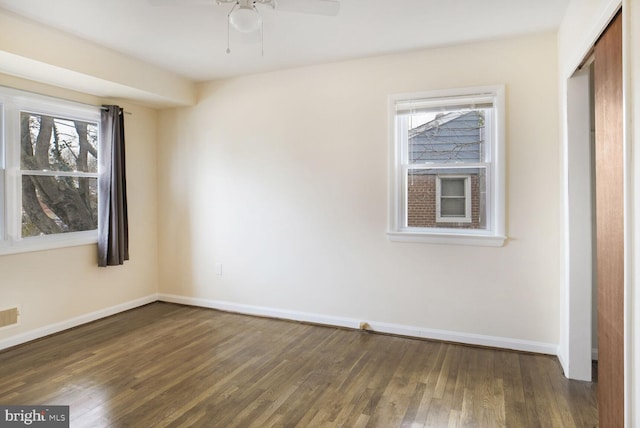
left=0, top=0, right=569, bottom=82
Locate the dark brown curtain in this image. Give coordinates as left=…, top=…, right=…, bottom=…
left=98, top=105, right=129, bottom=267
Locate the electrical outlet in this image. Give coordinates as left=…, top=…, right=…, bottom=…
left=215, top=263, right=222, bottom=276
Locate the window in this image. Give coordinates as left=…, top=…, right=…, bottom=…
left=436, top=175, right=471, bottom=223
left=388, top=86, right=506, bottom=246
left=0, top=87, right=101, bottom=255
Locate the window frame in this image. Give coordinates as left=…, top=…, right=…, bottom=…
left=387, top=85, right=506, bottom=247
left=0, top=87, right=101, bottom=255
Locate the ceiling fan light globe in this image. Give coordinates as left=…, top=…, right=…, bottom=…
left=229, top=7, right=262, bottom=33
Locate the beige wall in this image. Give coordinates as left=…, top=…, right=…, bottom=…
left=158, top=32, right=561, bottom=346
left=0, top=74, right=159, bottom=344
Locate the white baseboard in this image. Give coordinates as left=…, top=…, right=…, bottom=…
left=558, top=351, right=568, bottom=374
left=158, top=293, right=558, bottom=356
left=0, top=294, right=158, bottom=351
left=0, top=293, right=559, bottom=357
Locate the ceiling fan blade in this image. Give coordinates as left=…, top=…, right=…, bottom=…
left=274, top=0, right=340, bottom=16
left=148, top=0, right=215, bottom=6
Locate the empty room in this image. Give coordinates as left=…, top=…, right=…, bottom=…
left=0, top=0, right=639, bottom=426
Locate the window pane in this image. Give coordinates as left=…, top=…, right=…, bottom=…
left=441, top=177, right=465, bottom=197
left=21, top=175, right=97, bottom=237
left=21, top=112, right=98, bottom=173
left=441, top=198, right=465, bottom=217
left=408, top=109, right=486, bottom=164
left=407, top=167, right=487, bottom=230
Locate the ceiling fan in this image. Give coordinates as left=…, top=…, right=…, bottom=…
left=149, top=0, right=340, bottom=54
left=149, top=0, right=340, bottom=33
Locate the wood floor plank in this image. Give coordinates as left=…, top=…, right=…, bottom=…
left=0, top=303, right=597, bottom=427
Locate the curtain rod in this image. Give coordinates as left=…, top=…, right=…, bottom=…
left=100, top=106, right=133, bottom=115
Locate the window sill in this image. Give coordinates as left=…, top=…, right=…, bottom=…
left=0, top=232, right=98, bottom=256
left=386, top=231, right=506, bottom=247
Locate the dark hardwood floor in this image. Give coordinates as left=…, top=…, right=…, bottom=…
left=0, top=302, right=597, bottom=427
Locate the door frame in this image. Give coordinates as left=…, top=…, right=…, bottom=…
left=564, top=64, right=595, bottom=382
left=561, top=0, right=636, bottom=425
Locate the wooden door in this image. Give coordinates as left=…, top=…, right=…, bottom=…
left=594, top=11, right=624, bottom=428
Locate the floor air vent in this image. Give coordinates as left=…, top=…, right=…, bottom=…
left=0, top=307, right=19, bottom=328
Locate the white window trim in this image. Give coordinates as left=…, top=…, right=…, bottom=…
left=0, top=86, right=101, bottom=256
left=387, top=85, right=506, bottom=247
left=436, top=175, right=472, bottom=223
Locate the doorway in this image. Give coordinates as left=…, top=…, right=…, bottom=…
left=566, top=10, right=623, bottom=428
